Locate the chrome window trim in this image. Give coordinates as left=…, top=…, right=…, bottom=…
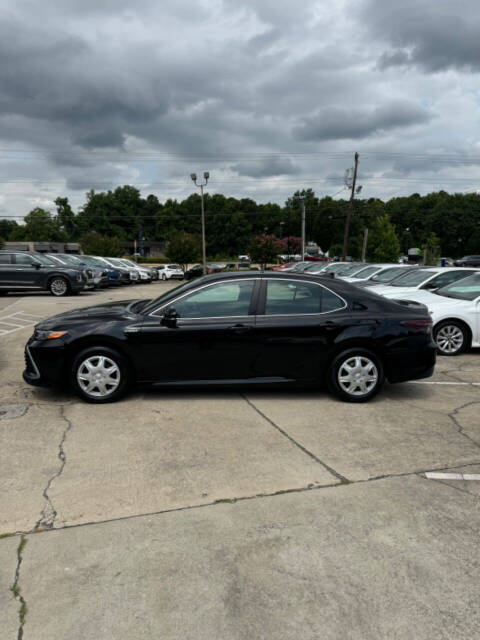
left=261, top=277, right=347, bottom=317
left=148, top=278, right=258, bottom=319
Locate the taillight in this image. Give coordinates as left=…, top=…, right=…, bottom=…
left=400, top=318, right=433, bottom=330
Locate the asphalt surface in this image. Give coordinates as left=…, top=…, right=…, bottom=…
left=1, top=283, right=479, bottom=639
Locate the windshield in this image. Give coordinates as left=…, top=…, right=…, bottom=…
left=371, top=267, right=414, bottom=283
left=390, top=270, right=436, bottom=287
left=323, top=263, right=348, bottom=274
left=351, top=266, right=380, bottom=279
left=304, top=263, right=328, bottom=273
left=56, top=254, right=83, bottom=266
left=34, top=253, right=56, bottom=265
left=106, top=258, right=125, bottom=267
left=434, top=273, right=480, bottom=301
left=336, top=264, right=365, bottom=276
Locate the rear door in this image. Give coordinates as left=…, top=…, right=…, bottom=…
left=253, top=278, right=353, bottom=381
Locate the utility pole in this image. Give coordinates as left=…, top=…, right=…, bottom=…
left=342, top=152, right=359, bottom=260
left=190, top=172, right=209, bottom=275
left=361, top=227, right=368, bottom=261
left=300, top=197, right=306, bottom=260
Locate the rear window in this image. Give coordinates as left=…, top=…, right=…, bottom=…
left=351, top=266, right=379, bottom=279
left=371, top=267, right=411, bottom=283
left=390, top=270, right=436, bottom=287
left=0, top=253, right=12, bottom=264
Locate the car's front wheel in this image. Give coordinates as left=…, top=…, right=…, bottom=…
left=161, top=273, right=167, bottom=280
left=434, top=320, right=469, bottom=356
left=327, top=348, right=384, bottom=402
left=49, top=277, right=69, bottom=296
left=71, top=347, right=131, bottom=403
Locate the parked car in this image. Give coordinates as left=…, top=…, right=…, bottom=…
left=156, top=264, right=185, bottom=280
left=117, top=258, right=158, bottom=280
left=385, top=272, right=480, bottom=356
left=23, top=271, right=436, bottom=404
left=91, top=257, right=138, bottom=284
left=333, top=263, right=367, bottom=278
left=453, top=255, right=480, bottom=267
left=354, top=265, right=418, bottom=288
left=184, top=263, right=222, bottom=280
left=371, top=267, right=479, bottom=297
left=342, top=264, right=411, bottom=284
left=108, top=258, right=152, bottom=283
left=0, top=250, right=88, bottom=296
left=46, top=254, right=108, bottom=289
left=64, top=254, right=121, bottom=286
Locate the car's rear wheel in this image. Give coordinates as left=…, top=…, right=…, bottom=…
left=49, top=277, right=69, bottom=296
left=327, top=348, right=384, bottom=402
left=434, top=320, right=468, bottom=356
left=71, top=347, right=131, bottom=403
left=161, top=273, right=167, bottom=280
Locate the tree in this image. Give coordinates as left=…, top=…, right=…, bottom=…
left=0, top=219, right=19, bottom=240
left=79, top=231, right=122, bottom=256
left=166, top=232, right=201, bottom=269
left=278, top=236, right=302, bottom=256
left=423, top=232, right=441, bottom=265
left=55, top=197, right=77, bottom=238
left=367, top=214, right=401, bottom=262
left=248, top=234, right=281, bottom=268
left=21, top=208, right=64, bottom=241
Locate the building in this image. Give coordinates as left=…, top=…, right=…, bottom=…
left=120, top=241, right=165, bottom=257
left=1, top=241, right=81, bottom=254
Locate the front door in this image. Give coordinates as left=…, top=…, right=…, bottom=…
left=12, top=253, right=43, bottom=287
left=134, top=278, right=260, bottom=383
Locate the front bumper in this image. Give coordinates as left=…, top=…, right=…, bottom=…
left=23, top=338, right=67, bottom=387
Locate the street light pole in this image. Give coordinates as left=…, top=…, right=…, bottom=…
left=300, top=197, right=306, bottom=260
left=191, top=172, right=209, bottom=275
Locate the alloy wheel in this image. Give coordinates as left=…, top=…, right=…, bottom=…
left=76, top=355, right=121, bottom=398
left=50, top=278, right=68, bottom=296
left=337, top=355, right=378, bottom=397
left=435, top=325, right=464, bottom=354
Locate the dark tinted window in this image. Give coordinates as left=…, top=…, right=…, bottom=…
left=425, top=270, right=475, bottom=289
left=265, top=280, right=344, bottom=315
left=173, top=280, right=255, bottom=318
left=0, top=253, right=12, bottom=264
left=15, top=253, right=37, bottom=265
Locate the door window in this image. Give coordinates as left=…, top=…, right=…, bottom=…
left=264, top=280, right=344, bottom=315
left=0, top=254, right=12, bottom=264
left=171, top=280, right=255, bottom=318
left=15, top=253, right=37, bottom=265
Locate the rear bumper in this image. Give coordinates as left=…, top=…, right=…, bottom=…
left=385, top=341, right=437, bottom=383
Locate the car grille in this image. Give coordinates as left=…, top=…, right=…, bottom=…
left=85, top=268, right=93, bottom=279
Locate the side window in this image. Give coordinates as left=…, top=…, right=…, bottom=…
left=322, top=287, right=345, bottom=312
left=264, top=280, right=344, bottom=315
left=171, top=280, right=255, bottom=319
left=14, top=253, right=36, bottom=265
left=427, top=271, right=474, bottom=289
left=0, top=254, right=12, bottom=265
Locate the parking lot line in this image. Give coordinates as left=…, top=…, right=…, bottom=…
left=0, top=311, right=44, bottom=337
left=425, top=472, right=480, bottom=481
left=407, top=381, right=480, bottom=386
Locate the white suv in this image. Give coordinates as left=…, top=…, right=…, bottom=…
left=157, top=264, right=184, bottom=280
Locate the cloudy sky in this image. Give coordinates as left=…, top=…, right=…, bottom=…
left=1, top=0, right=480, bottom=220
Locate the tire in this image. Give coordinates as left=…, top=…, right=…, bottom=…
left=0, top=291, right=8, bottom=296
left=71, top=346, right=131, bottom=403
left=49, top=277, right=69, bottom=297
left=434, top=320, right=469, bottom=356
left=327, top=348, right=384, bottom=403
left=162, top=273, right=167, bottom=281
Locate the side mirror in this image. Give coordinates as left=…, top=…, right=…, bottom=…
left=34, top=262, right=42, bottom=269
left=162, top=307, right=179, bottom=328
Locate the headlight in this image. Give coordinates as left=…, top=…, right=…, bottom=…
left=34, top=329, right=68, bottom=340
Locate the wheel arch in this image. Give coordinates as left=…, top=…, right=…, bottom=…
left=324, top=338, right=386, bottom=383
left=63, top=336, right=137, bottom=380
left=434, top=317, right=473, bottom=348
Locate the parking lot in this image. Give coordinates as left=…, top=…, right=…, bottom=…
left=1, top=283, right=479, bottom=639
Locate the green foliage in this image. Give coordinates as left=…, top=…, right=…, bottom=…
left=423, top=232, right=441, bottom=265
left=367, top=214, right=401, bottom=262
left=23, top=208, right=66, bottom=241
left=79, top=231, right=122, bottom=256
left=0, top=219, right=19, bottom=240
left=166, top=232, right=201, bottom=269
left=248, top=234, right=281, bottom=268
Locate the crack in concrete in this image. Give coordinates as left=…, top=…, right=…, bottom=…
left=240, top=392, right=350, bottom=483
left=10, top=535, right=28, bottom=640
left=34, top=405, right=72, bottom=531
left=448, top=401, right=480, bottom=450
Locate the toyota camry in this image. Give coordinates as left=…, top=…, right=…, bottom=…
left=23, top=272, right=436, bottom=403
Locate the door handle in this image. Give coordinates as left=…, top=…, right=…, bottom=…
left=228, top=323, right=251, bottom=334
left=324, top=321, right=337, bottom=330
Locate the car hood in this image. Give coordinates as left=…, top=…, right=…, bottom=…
left=387, top=291, right=473, bottom=312
left=36, top=299, right=143, bottom=329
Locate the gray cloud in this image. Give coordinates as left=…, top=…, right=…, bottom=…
left=362, top=0, right=480, bottom=72
left=231, top=157, right=300, bottom=178
left=294, top=102, right=433, bottom=142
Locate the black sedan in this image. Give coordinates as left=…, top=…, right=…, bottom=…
left=23, top=272, right=436, bottom=403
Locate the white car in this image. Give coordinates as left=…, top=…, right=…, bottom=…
left=115, top=258, right=153, bottom=282
left=386, top=272, right=480, bottom=355
left=372, top=267, right=479, bottom=297
left=342, top=263, right=408, bottom=283
left=157, top=264, right=184, bottom=280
